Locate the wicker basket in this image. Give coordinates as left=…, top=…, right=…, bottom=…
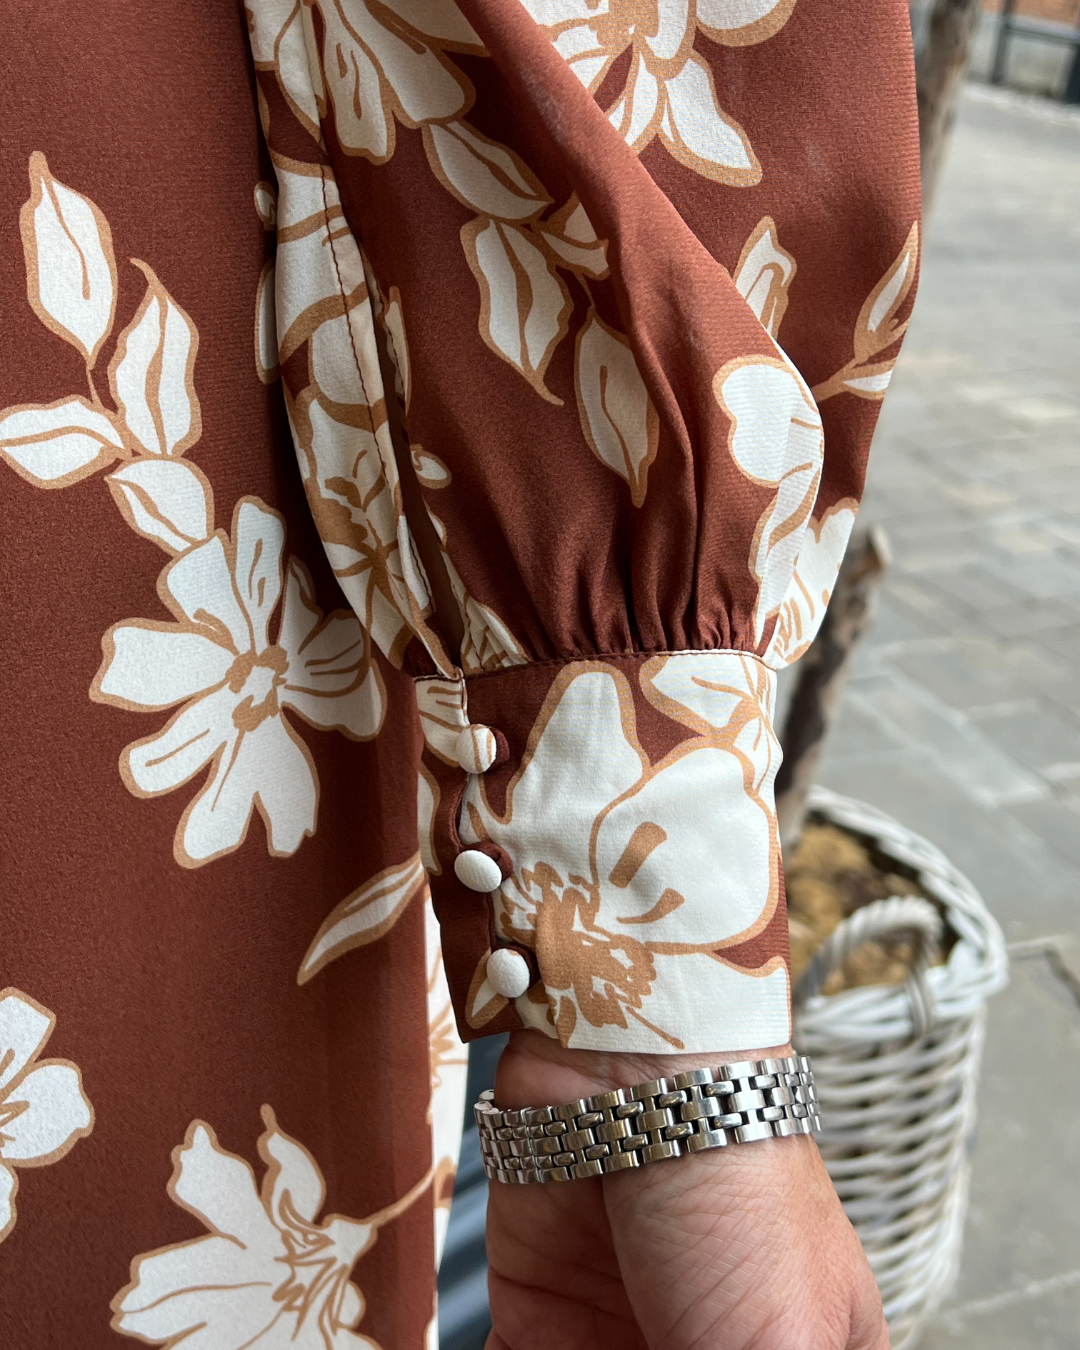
left=792, top=787, right=1009, bottom=1350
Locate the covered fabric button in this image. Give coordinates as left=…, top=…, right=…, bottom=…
left=454, top=849, right=504, bottom=892
left=455, top=724, right=499, bottom=774
left=487, top=947, right=533, bottom=998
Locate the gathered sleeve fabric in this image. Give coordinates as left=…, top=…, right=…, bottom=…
left=246, top=0, right=921, bottom=1053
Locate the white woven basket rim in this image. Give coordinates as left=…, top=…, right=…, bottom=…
left=794, top=786, right=1009, bottom=1042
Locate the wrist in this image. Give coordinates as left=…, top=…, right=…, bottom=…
left=494, top=1028, right=796, bottom=1111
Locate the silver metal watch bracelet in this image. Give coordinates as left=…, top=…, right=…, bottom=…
left=475, top=1055, right=821, bottom=1184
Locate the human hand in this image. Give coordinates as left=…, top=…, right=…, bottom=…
left=484, top=1030, right=889, bottom=1350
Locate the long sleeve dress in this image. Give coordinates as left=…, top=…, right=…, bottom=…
left=0, top=0, right=919, bottom=1344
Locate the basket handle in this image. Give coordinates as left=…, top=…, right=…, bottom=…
left=792, top=895, right=944, bottom=1036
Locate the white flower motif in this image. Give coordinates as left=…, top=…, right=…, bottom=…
left=763, top=503, right=857, bottom=667
left=812, top=222, right=920, bottom=403
left=460, top=657, right=790, bottom=1052
left=3, top=156, right=204, bottom=497
left=112, top=1106, right=432, bottom=1349
left=92, top=496, right=385, bottom=867
left=19, top=151, right=117, bottom=366
left=521, top=0, right=796, bottom=184
left=733, top=215, right=797, bottom=339
left=309, top=0, right=484, bottom=163
left=297, top=853, right=428, bottom=982
left=713, top=356, right=824, bottom=646
left=0, top=989, right=94, bottom=1245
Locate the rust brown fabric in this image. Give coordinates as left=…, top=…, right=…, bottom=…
left=243, top=0, right=918, bottom=1056
left=1, top=4, right=461, bottom=1345
left=0, top=0, right=918, bottom=1341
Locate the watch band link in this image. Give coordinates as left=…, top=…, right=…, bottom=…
left=476, top=1056, right=820, bottom=1184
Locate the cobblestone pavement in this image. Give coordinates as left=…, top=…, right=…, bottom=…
left=812, top=84, right=1080, bottom=1348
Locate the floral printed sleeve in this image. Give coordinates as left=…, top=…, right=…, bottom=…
left=247, top=0, right=920, bottom=1054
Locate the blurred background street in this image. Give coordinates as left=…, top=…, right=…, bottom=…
left=440, top=37, right=1080, bottom=1350
left=814, top=81, right=1080, bottom=1347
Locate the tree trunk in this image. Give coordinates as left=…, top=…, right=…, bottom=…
left=916, top=0, right=984, bottom=211
left=774, top=528, right=891, bottom=851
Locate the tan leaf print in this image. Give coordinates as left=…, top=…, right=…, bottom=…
left=0, top=397, right=124, bottom=489
left=714, top=355, right=823, bottom=644
left=733, top=216, right=797, bottom=340
left=106, top=459, right=215, bottom=555
left=462, top=218, right=571, bottom=403
left=575, top=310, right=659, bottom=507
left=315, top=0, right=480, bottom=164
left=812, top=222, right=919, bottom=402
left=423, top=120, right=552, bottom=221
left=19, top=151, right=117, bottom=367
left=107, top=260, right=201, bottom=457
left=298, top=853, right=428, bottom=982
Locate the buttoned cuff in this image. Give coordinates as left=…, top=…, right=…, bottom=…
left=417, top=651, right=791, bottom=1054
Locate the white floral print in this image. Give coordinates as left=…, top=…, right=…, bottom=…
left=112, top=1107, right=432, bottom=1348
left=460, top=656, right=789, bottom=1052
left=733, top=216, right=797, bottom=340
left=575, top=310, right=659, bottom=506
left=0, top=396, right=125, bottom=490
left=0, top=989, right=94, bottom=1245
left=726, top=217, right=916, bottom=666
left=273, top=157, right=453, bottom=671
left=713, top=356, right=824, bottom=647
left=19, top=150, right=117, bottom=367
left=298, top=853, right=428, bottom=982
left=248, top=1, right=659, bottom=522
left=812, top=223, right=920, bottom=403
left=763, top=503, right=857, bottom=666
left=4, top=154, right=380, bottom=867
left=521, top=0, right=796, bottom=184
left=248, top=0, right=484, bottom=164
left=92, top=496, right=385, bottom=867
left=312, top=0, right=483, bottom=163
left=1, top=154, right=200, bottom=491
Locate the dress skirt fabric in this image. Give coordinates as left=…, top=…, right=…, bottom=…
left=0, top=0, right=918, bottom=1343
